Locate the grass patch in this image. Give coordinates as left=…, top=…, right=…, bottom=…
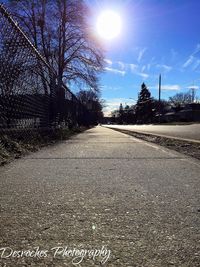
left=0, top=127, right=88, bottom=166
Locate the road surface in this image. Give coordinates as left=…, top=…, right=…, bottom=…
left=104, top=124, right=200, bottom=142
left=0, top=126, right=200, bottom=266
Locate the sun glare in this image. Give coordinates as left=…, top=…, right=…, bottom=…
left=96, top=10, right=122, bottom=40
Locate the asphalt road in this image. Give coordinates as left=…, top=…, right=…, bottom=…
left=104, top=124, right=200, bottom=142
left=0, top=126, right=200, bottom=266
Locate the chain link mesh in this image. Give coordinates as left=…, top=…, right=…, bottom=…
left=0, top=4, right=90, bottom=147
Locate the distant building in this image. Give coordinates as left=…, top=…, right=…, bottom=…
left=162, top=103, right=200, bottom=122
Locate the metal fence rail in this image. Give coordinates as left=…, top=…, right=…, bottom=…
left=0, top=4, right=90, bottom=145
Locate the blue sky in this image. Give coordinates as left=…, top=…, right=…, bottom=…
left=87, top=0, right=200, bottom=115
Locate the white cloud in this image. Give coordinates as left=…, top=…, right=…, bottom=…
left=101, top=85, right=121, bottom=91
left=142, top=63, right=151, bottom=71
left=103, top=98, right=136, bottom=116
left=192, top=59, right=200, bottom=71
left=127, top=63, right=149, bottom=79
left=104, top=59, right=149, bottom=79
left=118, top=61, right=138, bottom=72
left=187, top=85, right=199, bottom=90
left=104, top=59, right=150, bottom=80
left=137, top=48, right=147, bottom=63
left=141, top=65, right=146, bottom=72
left=104, top=67, right=126, bottom=76
left=157, top=64, right=172, bottom=72
left=149, top=84, right=181, bottom=91
left=104, top=58, right=112, bottom=65
left=192, top=43, right=200, bottom=56
left=117, top=61, right=126, bottom=70
left=162, top=84, right=181, bottom=91
left=147, top=64, right=151, bottom=71
left=129, top=64, right=138, bottom=72
left=137, top=72, right=149, bottom=79
left=183, top=56, right=194, bottom=68
left=161, top=84, right=181, bottom=91
left=182, top=44, right=200, bottom=71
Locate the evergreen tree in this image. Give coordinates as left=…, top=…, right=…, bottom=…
left=136, top=83, right=153, bottom=123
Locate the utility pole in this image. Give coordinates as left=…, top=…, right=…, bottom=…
left=158, top=74, right=161, bottom=123
left=191, top=81, right=195, bottom=103
left=191, top=88, right=195, bottom=103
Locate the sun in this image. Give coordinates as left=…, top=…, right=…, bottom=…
left=96, top=10, right=122, bottom=40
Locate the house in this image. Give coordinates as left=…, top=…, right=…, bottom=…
left=162, top=103, right=200, bottom=122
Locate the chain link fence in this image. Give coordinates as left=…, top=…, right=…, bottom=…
left=0, top=4, right=91, bottom=149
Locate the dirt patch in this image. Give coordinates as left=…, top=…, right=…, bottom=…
left=109, top=128, right=200, bottom=160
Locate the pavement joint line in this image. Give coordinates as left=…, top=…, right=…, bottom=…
left=105, top=127, right=200, bottom=165
left=180, top=157, right=200, bottom=167
left=24, top=157, right=186, bottom=160
left=69, top=137, right=134, bottom=139
left=65, top=141, right=142, bottom=142
left=105, top=126, right=183, bottom=157
left=65, top=142, right=145, bottom=144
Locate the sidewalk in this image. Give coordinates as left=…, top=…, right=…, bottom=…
left=0, top=126, right=199, bottom=266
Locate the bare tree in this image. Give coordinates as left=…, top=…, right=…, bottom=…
left=76, top=90, right=104, bottom=123
left=7, top=0, right=104, bottom=92
left=169, top=91, right=193, bottom=107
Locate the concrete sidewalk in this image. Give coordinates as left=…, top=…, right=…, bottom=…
left=0, top=126, right=200, bottom=266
